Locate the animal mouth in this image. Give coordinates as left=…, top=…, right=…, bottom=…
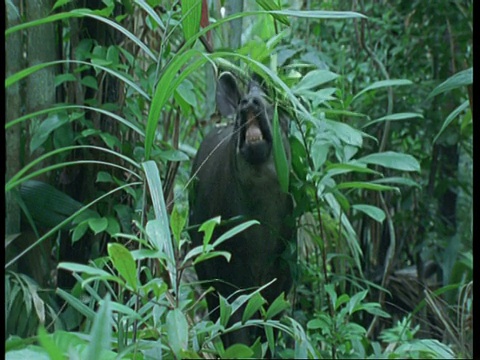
left=245, top=112, right=265, bottom=144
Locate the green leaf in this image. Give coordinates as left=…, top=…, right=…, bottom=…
left=96, top=171, right=113, bottom=183
left=219, top=295, right=232, bottom=328
left=428, top=67, right=472, bottom=99
left=212, top=219, right=259, bottom=248
left=272, top=106, right=290, bottom=193
left=198, top=216, right=221, bottom=247
left=88, top=217, right=109, bottom=234
left=292, top=70, right=339, bottom=93
left=433, top=100, right=469, bottom=144
left=362, top=112, right=423, bottom=128
left=107, top=243, right=138, bottom=291
left=223, top=343, right=254, bottom=359
left=325, top=119, right=363, bottom=147
left=256, top=0, right=289, bottom=25
left=54, top=73, right=76, bottom=86
left=372, top=176, right=421, bottom=188
left=265, top=292, right=290, bottom=320
left=72, top=222, right=89, bottom=243
left=166, top=309, right=189, bottom=357
left=55, top=288, right=96, bottom=320
left=143, top=160, right=177, bottom=290
left=353, top=79, right=413, bottom=102
left=346, top=290, right=368, bottom=315
left=37, top=326, right=63, bottom=360
left=171, top=204, right=187, bottom=245
left=358, top=151, right=420, bottom=172
left=335, top=181, right=399, bottom=192
left=30, top=112, right=69, bottom=153
left=58, top=262, right=112, bottom=278
left=81, top=75, right=98, bottom=90
left=158, top=149, right=190, bottom=162
left=352, top=204, right=386, bottom=223
left=181, top=0, right=202, bottom=43
left=86, top=294, right=112, bottom=360
left=242, top=293, right=266, bottom=323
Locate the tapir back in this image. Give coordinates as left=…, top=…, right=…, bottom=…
left=188, top=72, right=295, bottom=347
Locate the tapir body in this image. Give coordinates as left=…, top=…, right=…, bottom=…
left=189, top=72, right=295, bottom=347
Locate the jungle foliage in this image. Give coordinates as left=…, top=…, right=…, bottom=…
left=5, top=0, right=472, bottom=359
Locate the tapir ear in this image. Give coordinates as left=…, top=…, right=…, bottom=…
left=216, top=72, right=242, bottom=117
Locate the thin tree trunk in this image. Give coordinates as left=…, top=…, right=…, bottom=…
left=5, top=0, right=24, bottom=237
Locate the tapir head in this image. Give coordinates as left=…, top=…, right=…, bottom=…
left=216, top=72, right=290, bottom=166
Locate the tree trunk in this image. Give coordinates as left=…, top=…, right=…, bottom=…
left=5, top=0, right=24, bottom=237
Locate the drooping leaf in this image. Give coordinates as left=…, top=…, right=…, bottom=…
left=428, top=67, right=472, bottom=99
left=353, top=79, right=413, bottom=102
left=352, top=204, right=386, bottom=223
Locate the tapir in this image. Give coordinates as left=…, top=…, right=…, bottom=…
left=188, top=72, right=295, bottom=348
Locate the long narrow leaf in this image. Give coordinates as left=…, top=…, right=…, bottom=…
left=433, top=100, right=469, bottom=144
left=86, top=294, right=112, bottom=359
left=352, top=79, right=413, bottom=102
left=6, top=60, right=150, bottom=100
left=142, top=161, right=177, bottom=291
left=428, top=67, right=472, bottom=99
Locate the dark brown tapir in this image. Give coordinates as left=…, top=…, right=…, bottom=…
left=188, top=72, right=295, bottom=348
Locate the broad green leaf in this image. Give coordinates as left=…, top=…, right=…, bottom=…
left=346, top=290, right=368, bottom=315
left=37, top=326, right=63, bottom=360
left=352, top=204, right=386, bottom=223
left=272, top=106, right=290, bottom=193
left=428, top=67, right=472, bottom=99
left=166, top=309, right=189, bottom=357
left=107, top=243, right=138, bottom=291
left=353, top=79, right=413, bottom=102
left=362, top=112, right=423, bottom=128
left=222, top=344, right=254, bottom=359
left=86, top=294, right=112, bottom=360
left=292, top=70, right=339, bottom=93
left=358, top=151, right=420, bottom=172
left=54, top=73, right=76, bottom=86
left=88, top=217, right=109, bottom=234
left=105, top=217, right=120, bottom=236
left=158, top=149, right=189, bottom=162
left=325, top=162, right=381, bottom=177
left=242, top=293, right=266, bottom=323
left=335, top=294, right=350, bottom=310
left=181, top=0, right=202, bottom=43
left=30, top=112, right=69, bottom=153
left=81, top=75, right=98, bottom=90
left=71, top=222, right=88, bottom=243
left=265, top=292, right=290, bottom=319
left=325, top=119, right=363, bottom=147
